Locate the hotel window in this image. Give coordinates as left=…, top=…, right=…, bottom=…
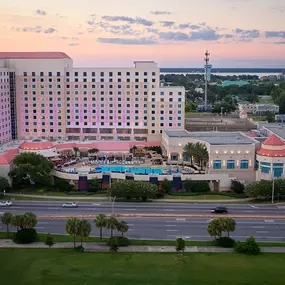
left=144, top=79, right=148, bottom=83
left=144, top=85, right=147, bottom=89
left=66, top=72, right=70, bottom=77
left=40, top=72, right=44, bottom=76
left=178, top=98, right=182, bottom=102
left=57, top=72, right=61, bottom=76
left=109, top=72, right=113, bottom=77
left=118, top=72, right=121, bottom=76
left=24, top=85, right=28, bottom=89
left=144, top=72, right=148, bottom=76
left=48, top=72, right=52, bottom=77
left=240, top=160, right=249, bottom=169
left=126, top=72, right=130, bottom=76
left=178, top=123, right=182, bottom=127
left=74, top=72, right=78, bottom=77
left=227, top=160, right=235, bottom=169
left=23, top=72, right=27, bottom=76
left=100, top=72, right=104, bottom=77
left=213, top=160, right=222, bottom=169
left=83, top=72, right=87, bottom=77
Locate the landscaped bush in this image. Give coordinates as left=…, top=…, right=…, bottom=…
left=214, top=237, right=235, bottom=248
left=234, top=236, right=261, bottom=255
left=231, top=180, right=245, bottom=194
left=75, top=245, right=85, bottom=252
left=183, top=180, right=210, bottom=193
left=13, top=229, right=37, bottom=244
left=107, top=236, right=130, bottom=247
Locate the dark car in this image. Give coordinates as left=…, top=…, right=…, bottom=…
left=211, top=207, right=228, bottom=214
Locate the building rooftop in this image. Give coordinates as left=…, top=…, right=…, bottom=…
left=164, top=130, right=257, bottom=145
left=261, top=124, right=285, bottom=141
left=0, top=52, right=71, bottom=59
left=263, top=134, right=285, bottom=146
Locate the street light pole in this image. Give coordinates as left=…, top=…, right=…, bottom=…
left=221, top=107, right=224, bottom=122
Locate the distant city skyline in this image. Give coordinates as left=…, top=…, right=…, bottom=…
left=1, top=0, right=285, bottom=67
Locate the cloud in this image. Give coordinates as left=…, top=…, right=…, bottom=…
left=265, top=31, right=285, bottom=39
left=97, top=37, right=157, bottom=45
left=60, top=36, right=79, bottom=40
left=235, top=28, right=260, bottom=39
left=68, top=43, right=79, bottom=46
left=22, top=26, right=42, bottom=33
left=178, top=24, right=200, bottom=30
left=101, top=16, right=153, bottom=26
left=146, top=28, right=159, bottom=34
left=150, top=11, right=171, bottom=15
left=159, top=32, right=189, bottom=41
left=160, top=21, right=175, bottom=27
left=35, top=9, right=47, bottom=16
left=44, top=28, right=56, bottom=34
left=274, top=41, right=285, bottom=44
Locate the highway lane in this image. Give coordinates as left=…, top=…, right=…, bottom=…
left=2, top=201, right=285, bottom=217
left=1, top=217, right=285, bottom=242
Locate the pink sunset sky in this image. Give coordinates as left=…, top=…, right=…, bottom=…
left=0, top=0, right=285, bottom=67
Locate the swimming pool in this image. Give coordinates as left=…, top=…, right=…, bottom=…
left=92, top=166, right=180, bottom=175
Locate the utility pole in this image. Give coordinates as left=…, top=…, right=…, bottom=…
left=204, top=50, right=210, bottom=111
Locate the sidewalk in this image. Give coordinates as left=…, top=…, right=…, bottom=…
left=6, top=193, right=252, bottom=203
left=0, top=240, right=284, bottom=253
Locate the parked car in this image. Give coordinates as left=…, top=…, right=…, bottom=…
left=62, top=202, right=77, bottom=208
left=0, top=200, right=12, bottom=207
left=211, top=206, right=228, bottom=214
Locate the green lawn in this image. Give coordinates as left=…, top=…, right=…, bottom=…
left=164, top=194, right=235, bottom=200
left=1, top=250, right=285, bottom=285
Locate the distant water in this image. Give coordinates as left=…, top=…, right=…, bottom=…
left=160, top=68, right=284, bottom=73
left=161, top=72, right=279, bottom=77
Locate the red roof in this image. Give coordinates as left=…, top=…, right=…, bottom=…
left=263, top=134, right=285, bottom=146
left=0, top=149, right=19, bottom=165
left=20, top=141, right=54, bottom=150
left=257, top=148, right=285, bottom=157
left=0, top=52, right=71, bottom=59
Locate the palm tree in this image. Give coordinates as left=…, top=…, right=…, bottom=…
left=130, top=146, right=137, bottom=155
left=106, top=215, right=118, bottom=237
left=73, top=147, right=79, bottom=157
left=88, top=148, right=99, bottom=159
left=194, top=143, right=209, bottom=171
left=94, top=214, right=107, bottom=240
left=222, top=218, right=236, bottom=237
left=23, top=212, right=37, bottom=229
left=11, top=215, right=25, bottom=231
left=182, top=143, right=195, bottom=166
left=117, top=221, right=129, bottom=237
left=0, top=212, right=13, bottom=238
left=65, top=218, right=79, bottom=248
left=77, top=219, right=91, bottom=246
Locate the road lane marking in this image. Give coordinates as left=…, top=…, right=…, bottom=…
left=176, top=218, right=186, bottom=221
left=256, top=231, right=269, bottom=234
left=243, top=211, right=254, bottom=213
left=278, top=206, right=285, bottom=209
left=38, top=222, right=49, bottom=225
left=165, top=225, right=177, bottom=227
left=265, top=220, right=275, bottom=223
left=125, top=209, right=137, bottom=211
left=166, top=229, right=178, bottom=232
left=48, top=207, right=60, bottom=210
left=164, top=209, right=175, bottom=212
left=35, top=226, right=45, bottom=229
left=253, top=226, right=265, bottom=229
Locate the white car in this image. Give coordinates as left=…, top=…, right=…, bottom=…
left=0, top=200, right=12, bottom=207
left=62, top=202, right=77, bottom=208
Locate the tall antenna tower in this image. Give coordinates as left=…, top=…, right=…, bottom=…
left=204, top=50, right=210, bottom=110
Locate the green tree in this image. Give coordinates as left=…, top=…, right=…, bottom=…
left=221, top=218, right=236, bottom=237
left=129, top=146, right=138, bottom=154
left=54, top=178, right=75, bottom=192
left=230, top=180, right=245, bottom=194
left=73, top=147, right=79, bottom=157
left=176, top=237, right=186, bottom=253
left=11, top=215, right=24, bottom=231
left=161, top=178, right=172, bottom=194
left=106, top=216, right=118, bottom=237
left=245, top=180, right=272, bottom=199
left=207, top=219, right=223, bottom=239
left=182, top=143, right=195, bottom=166
left=0, top=177, right=10, bottom=192
left=89, top=178, right=101, bottom=192
left=8, top=153, right=54, bottom=188
left=23, top=212, right=37, bottom=229
left=65, top=218, right=80, bottom=249
left=0, top=212, right=13, bottom=238
left=94, top=214, right=107, bottom=240
left=194, top=143, right=209, bottom=171
left=109, top=237, right=119, bottom=253
left=77, top=219, right=91, bottom=246
left=108, top=180, right=158, bottom=202
left=116, top=221, right=129, bottom=237
left=88, top=148, right=99, bottom=155
left=265, top=112, right=275, bottom=123
left=45, top=233, right=55, bottom=248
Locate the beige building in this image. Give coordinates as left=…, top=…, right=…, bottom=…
left=162, top=130, right=259, bottom=182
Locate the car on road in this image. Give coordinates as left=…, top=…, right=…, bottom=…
left=62, top=202, right=77, bottom=208
left=0, top=200, right=12, bottom=207
left=211, top=206, right=228, bottom=214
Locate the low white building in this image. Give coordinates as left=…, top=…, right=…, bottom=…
left=238, top=103, right=279, bottom=115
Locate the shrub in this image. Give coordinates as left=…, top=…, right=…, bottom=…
left=75, top=245, right=85, bottom=252
left=234, top=236, right=261, bottom=255
left=231, top=180, right=245, bottom=194
left=183, top=180, right=210, bottom=193
left=107, top=236, right=130, bottom=247
left=176, top=238, right=186, bottom=252
left=13, top=228, right=37, bottom=244
left=45, top=233, right=55, bottom=248
left=214, top=237, right=235, bottom=248
left=109, top=237, right=119, bottom=253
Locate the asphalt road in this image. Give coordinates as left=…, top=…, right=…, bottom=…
left=2, top=200, right=285, bottom=217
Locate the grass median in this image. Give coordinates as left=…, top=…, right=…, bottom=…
left=1, top=232, right=285, bottom=247
left=1, top=249, right=285, bottom=284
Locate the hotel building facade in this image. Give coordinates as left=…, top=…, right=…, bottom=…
left=0, top=52, right=185, bottom=144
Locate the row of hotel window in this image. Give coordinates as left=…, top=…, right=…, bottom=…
left=23, top=72, right=156, bottom=77
left=24, top=78, right=158, bottom=83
